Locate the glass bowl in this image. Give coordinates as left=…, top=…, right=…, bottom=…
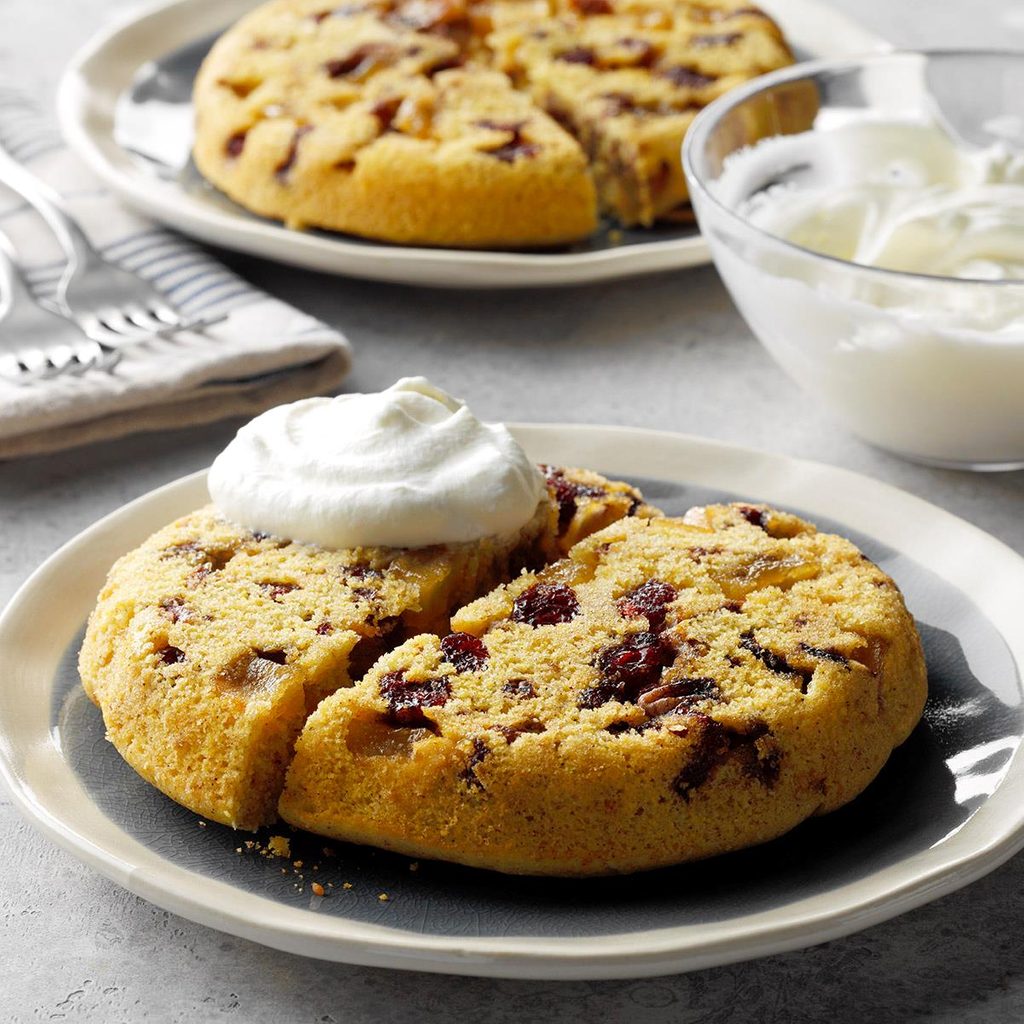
left=682, top=51, right=1024, bottom=471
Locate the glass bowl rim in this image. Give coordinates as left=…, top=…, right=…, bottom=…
left=682, top=48, right=1024, bottom=290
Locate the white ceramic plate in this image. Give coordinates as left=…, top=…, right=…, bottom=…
left=56, top=0, right=888, bottom=288
left=1, top=425, right=1023, bottom=979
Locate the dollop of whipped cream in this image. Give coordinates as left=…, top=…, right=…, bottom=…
left=208, top=378, right=546, bottom=549
left=726, top=121, right=1024, bottom=280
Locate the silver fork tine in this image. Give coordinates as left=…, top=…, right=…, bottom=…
left=0, top=230, right=119, bottom=381
left=0, top=139, right=221, bottom=345
left=148, top=303, right=184, bottom=326
left=123, top=305, right=177, bottom=333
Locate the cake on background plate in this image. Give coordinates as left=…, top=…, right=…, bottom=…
left=192, top=0, right=794, bottom=247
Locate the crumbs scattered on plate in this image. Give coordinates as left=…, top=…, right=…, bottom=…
left=219, top=823, right=416, bottom=906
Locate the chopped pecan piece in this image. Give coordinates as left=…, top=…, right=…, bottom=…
left=638, top=677, right=719, bottom=717
left=672, top=714, right=780, bottom=798
left=558, top=46, right=596, bottom=65
left=325, top=43, right=395, bottom=80
left=493, top=718, right=546, bottom=743
left=370, top=96, right=402, bottom=129
left=502, top=679, right=537, bottom=699
left=692, top=32, right=742, bottom=47
left=461, top=737, right=490, bottom=790
left=740, top=631, right=813, bottom=691
left=474, top=119, right=540, bottom=163
left=275, top=124, right=313, bottom=180
left=159, top=599, right=191, bottom=624
left=799, top=643, right=849, bottom=665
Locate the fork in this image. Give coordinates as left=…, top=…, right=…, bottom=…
left=0, top=232, right=119, bottom=382
left=0, top=142, right=224, bottom=343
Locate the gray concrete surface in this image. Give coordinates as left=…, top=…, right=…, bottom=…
left=2, top=1, right=1024, bottom=1020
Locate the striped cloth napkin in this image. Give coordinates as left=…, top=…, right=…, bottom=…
left=0, top=87, right=352, bottom=459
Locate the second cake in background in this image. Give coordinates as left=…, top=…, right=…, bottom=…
left=192, top=0, right=793, bottom=247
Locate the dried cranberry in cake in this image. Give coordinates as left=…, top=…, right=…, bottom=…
left=512, top=583, right=580, bottom=626
left=487, top=141, right=539, bottom=163
left=617, top=579, right=677, bottom=629
left=570, top=0, right=613, bottom=13
left=601, top=93, right=641, bottom=117
left=441, top=632, right=489, bottom=672
left=225, top=130, right=248, bottom=157
left=260, top=581, right=298, bottom=601
left=580, top=631, right=676, bottom=707
left=542, top=465, right=606, bottom=533
left=658, top=66, right=715, bottom=89
left=158, top=645, right=185, bottom=665
left=379, top=670, right=451, bottom=727
left=162, top=541, right=233, bottom=569
left=558, top=47, right=596, bottom=65
left=315, top=621, right=334, bottom=635
left=736, top=504, right=768, bottom=528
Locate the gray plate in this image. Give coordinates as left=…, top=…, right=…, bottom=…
left=52, top=477, right=1022, bottom=939
left=61, top=0, right=888, bottom=286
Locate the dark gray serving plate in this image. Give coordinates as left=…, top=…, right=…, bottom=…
left=51, top=480, right=1021, bottom=939
left=3, top=427, right=1022, bottom=977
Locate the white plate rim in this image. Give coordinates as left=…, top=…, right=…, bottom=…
left=2, top=424, right=1023, bottom=980
left=55, top=0, right=890, bottom=289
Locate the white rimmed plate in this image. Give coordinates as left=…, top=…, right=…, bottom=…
left=1, top=425, right=1022, bottom=979
left=56, top=0, right=888, bottom=288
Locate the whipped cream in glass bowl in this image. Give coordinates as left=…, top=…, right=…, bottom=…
left=208, top=377, right=546, bottom=548
left=683, top=51, right=1024, bottom=470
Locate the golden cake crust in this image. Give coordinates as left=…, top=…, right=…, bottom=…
left=192, top=0, right=793, bottom=244
left=78, top=467, right=656, bottom=829
left=279, top=503, right=927, bottom=875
